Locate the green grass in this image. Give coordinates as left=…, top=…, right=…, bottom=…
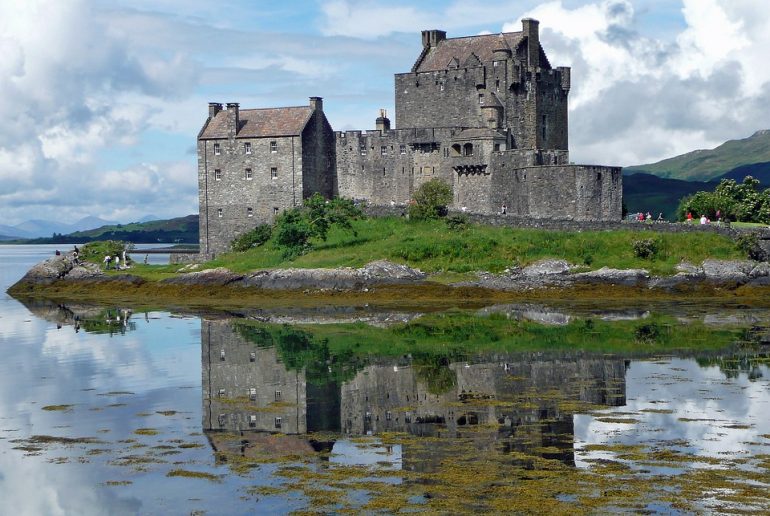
left=197, top=217, right=743, bottom=276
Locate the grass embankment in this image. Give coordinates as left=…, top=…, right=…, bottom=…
left=192, top=217, right=742, bottom=276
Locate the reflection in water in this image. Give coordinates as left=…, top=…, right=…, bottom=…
left=18, top=298, right=137, bottom=335
left=202, top=319, right=629, bottom=468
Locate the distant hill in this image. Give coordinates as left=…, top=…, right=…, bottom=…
left=0, top=216, right=119, bottom=239
left=624, top=130, right=770, bottom=181
left=4, top=215, right=199, bottom=244
left=623, top=173, right=713, bottom=220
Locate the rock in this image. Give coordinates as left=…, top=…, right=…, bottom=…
left=65, top=262, right=105, bottom=280
left=520, top=259, right=571, bottom=277
left=750, top=262, right=770, bottom=278
left=359, top=260, right=426, bottom=283
left=573, top=267, right=649, bottom=287
left=701, top=260, right=754, bottom=284
left=15, top=255, right=74, bottom=285
left=162, top=267, right=244, bottom=286
left=675, top=261, right=703, bottom=275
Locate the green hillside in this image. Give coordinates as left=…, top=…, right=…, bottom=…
left=5, top=215, right=199, bottom=244
left=624, top=130, right=770, bottom=181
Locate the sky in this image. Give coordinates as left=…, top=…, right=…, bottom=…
left=1, top=0, right=769, bottom=225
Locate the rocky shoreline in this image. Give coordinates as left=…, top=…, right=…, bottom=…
left=8, top=254, right=770, bottom=298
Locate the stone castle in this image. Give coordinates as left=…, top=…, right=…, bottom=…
left=197, top=19, right=622, bottom=255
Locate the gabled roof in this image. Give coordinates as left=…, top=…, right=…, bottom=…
left=415, top=32, right=524, bottom=73
left=199, top=106, right=313, bottom=139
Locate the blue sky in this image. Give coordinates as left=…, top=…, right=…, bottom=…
left=1, top=0, right=768, bottom=225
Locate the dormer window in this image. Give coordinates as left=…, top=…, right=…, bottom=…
left=270, top=141, right=277, bottom=153
left=213, top=143, right=221, bottom=155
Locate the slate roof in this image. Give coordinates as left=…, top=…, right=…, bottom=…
left=199, top=106, right=313, bottom=139
left=415, top=32, right=524, bottom=73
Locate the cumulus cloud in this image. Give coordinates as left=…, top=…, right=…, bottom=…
left=505, top=0, right=770, bottom=165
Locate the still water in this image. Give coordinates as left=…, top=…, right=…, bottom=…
left=0, top=245, right=768, bottom=514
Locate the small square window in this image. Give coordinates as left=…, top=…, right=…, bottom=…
left=273, top=207, right=279, bottom=215
left=271, top=167, right=277, bottom=179
left=218, top=388, right=225, bottom=397
left=213, top=143, right=221, bottom=155
left=274, top=417, right=282, bottom=429
left=245, top=168, right=252, bottom=180
left=399, top=144, right=406, bottom=155
left=275, top=390, right=281, bottom=401
left=217, top=208, right=223, bottom=218
left=380, top=146, right=387, bottom=156
left=244, top=142, right=252, bottom=154
left=270, top=141, right=277, bottom=153
left=249, top=388, right=257, bottom=400
left=360, top=146, right=367, bottom=156
left=247, top=207, right=253, bottom=217
left=214, top=169, right=221, bottom=180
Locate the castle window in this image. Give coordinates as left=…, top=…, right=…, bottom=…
left=247, top=207, right=253, bottom=217
left=542, top=115, right=547, bottom=141
left=274, top=417, right=282, bottom=429
left=360, top=143, right=367, bottom=156
left=217, top=208, right=223, bottom=218
left=439, top=83, right=444, bottom=91
left=275, top=390, right=281, bottom=401
left=245, top=168, right=252, bottom=180
left=271, top=167, right=277, bottom=179
left=273, top=207, right=279, bottom=215
left=495, top=79, right=500, bottom=91
left=270, top=141, right=277, bottom=153
left=451, top=144, right=462, bottom=156
left=386, top=411, right=392, bottom=421
left=494, top=144, right=500, bottom=152
left=213, top=143, right=221, bottom=155
left=214, top=169, right=222, bottom=180
left=479, top=93, right=484, bottom=104
left=463, top=143, right=474, bottom=156
left=493, top=61, right=498, bottom=67
left=383, top=167, right=386, bottom=176
left=380, top=146, right=387, bottom=156
left=244, top=142, right=252, bottom=154
left=400, top=144, right=406, bottom=155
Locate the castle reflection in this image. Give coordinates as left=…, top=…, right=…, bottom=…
left=201, top=319, right=629, bottom=467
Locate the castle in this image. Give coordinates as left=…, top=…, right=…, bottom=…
left=197, top=19, right=622, bottom=255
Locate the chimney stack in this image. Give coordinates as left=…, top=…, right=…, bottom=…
left=226, top=102, right=239, bottom=135
left=309, top=96, right=323, bottom=111
left=208, top=102, right=223, bottom=118
left=421, top=29, right=447, bottom=48
left=375, top=109, right=391, bottom=132
left=522, top=18, right=540, bottom=69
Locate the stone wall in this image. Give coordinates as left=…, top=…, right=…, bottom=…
left=199, top=135, right=303, bottom=255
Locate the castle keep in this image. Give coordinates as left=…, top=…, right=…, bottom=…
left=197, top=19, right=622, bottom=255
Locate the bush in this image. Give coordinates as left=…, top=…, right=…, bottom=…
left=80, top=241, right=134, bottom=264
left=632, top=238, right=660, bottom=259
left=230, top=224, right=272, bottom=252
left=735, top=233, right=766, bottom=261
left=445, top=214, right=468, bottom=231
left=408, top=179, right=453, bottom=220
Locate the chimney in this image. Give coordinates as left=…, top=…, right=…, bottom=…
left=226, top=102, right=239, bottom=135
left=208, top=102, right=223, bottom=118
left=309, top=96, right=323, bottom=111
left=522, top=18, right=540, bottom=69
left=375, top=109, right=391, bottom=132
left=421, top=29, right=447, bottom=48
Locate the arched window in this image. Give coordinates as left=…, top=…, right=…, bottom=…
left=463, top=143, right=474, bottom=156
left=451, top=144, right=462, bottom=156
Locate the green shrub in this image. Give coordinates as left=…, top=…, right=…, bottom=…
left=230, top=224, right=272, bottom=252
left=735, top=233, right=765, bottom=261
left=408, top=179, right=453, bottom=220
left=446, top=214, right=469, bottom=231
left=632, top=238, right=660, bottom=259
left=80, top=241, right=133, bottom=264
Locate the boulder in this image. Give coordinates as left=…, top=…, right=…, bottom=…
left=520, top=259, right=571, bottom=277
left=15, top=255, right=74, bottom=285
left=701, top=260, right=754, bottom=284
left=359, top=260, right=426, bottom=283
left=573, top=267, right=649, bottom=287
left=162, top=267, right=244, bottom=286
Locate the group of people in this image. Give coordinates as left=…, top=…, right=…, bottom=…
left=103, top=250, right=129, bottom=270
left=686, top=210, right=723, bottom=225
left=635, top=212, right=665, bottom=222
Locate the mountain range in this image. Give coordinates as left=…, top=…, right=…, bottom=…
left=0, top=216, right=120, bottom=240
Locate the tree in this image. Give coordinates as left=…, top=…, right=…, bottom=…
left=273, top=194, right=363, bottom=258
left=408, top=178, right=453, bottom=220
left=677, top=176, right=770, bottom=224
